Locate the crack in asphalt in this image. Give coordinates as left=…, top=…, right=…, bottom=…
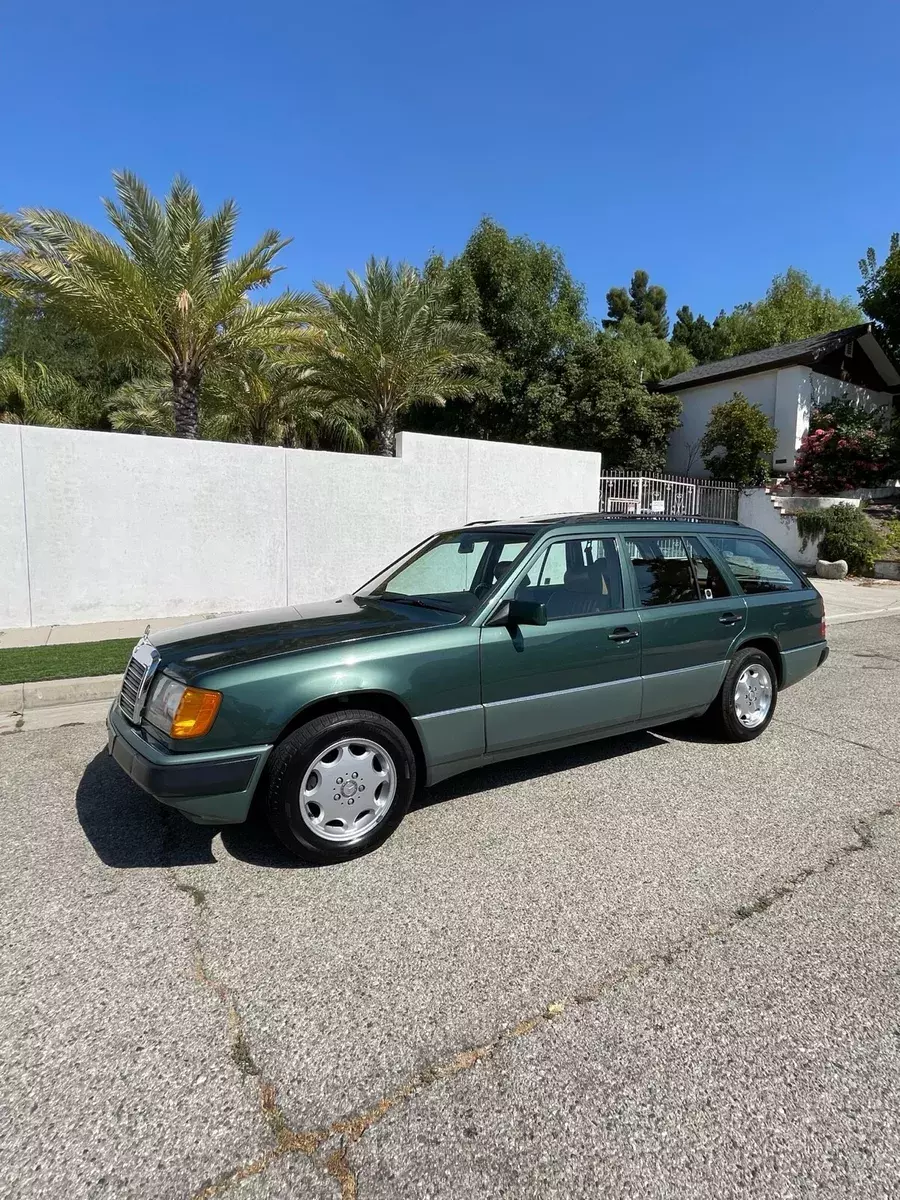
left=176, top=797, right=900, bottom=1200
left=775, top=717, right=900, bottom=765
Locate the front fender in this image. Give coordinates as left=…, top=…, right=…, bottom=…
left=170, top=627, right=482, bottom=753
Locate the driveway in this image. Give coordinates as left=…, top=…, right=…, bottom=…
left=1, top=617, right=899, bottom=1199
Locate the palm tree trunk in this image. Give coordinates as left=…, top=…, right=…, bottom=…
left=172, top=365, right=201, bottom=439
left=374, top=410, right=396, bottom=456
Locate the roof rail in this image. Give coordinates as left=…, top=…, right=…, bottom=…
left=463, top=513, right=743, bottom=527
left=573, top=514, right=742, bottom=526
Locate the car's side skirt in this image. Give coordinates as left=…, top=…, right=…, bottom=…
left=424, top=710, right=709, bottom=787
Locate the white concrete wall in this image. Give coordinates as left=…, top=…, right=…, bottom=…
left=666, top=372, right=778, bottom=476
left=737, top=488, right=816, bottom=566
left=0, top=426, right=602, bottom=629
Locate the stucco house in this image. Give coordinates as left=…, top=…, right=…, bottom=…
left=659, top=324, right=900, bottom=477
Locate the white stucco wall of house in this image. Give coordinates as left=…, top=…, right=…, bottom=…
left=668, top=365, right=894, bottom=478
left=666, top=371, right=778, bottom=476
left=775, top=366, right=893, bottom=473
left=0, top=425, right=602, bottom=629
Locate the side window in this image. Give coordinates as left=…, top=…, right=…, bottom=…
left=707, top=536, right=803, bottom=595
left=533, top=541, right=567, bottom=587
left=629, top=537, right=697, bottom=607
left=516, top=537, right=624, bottom=620
left=685, top=536, right=731, bottom=599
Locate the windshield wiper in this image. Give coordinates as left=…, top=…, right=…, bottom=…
left=367, top=593, right=456, bottom=612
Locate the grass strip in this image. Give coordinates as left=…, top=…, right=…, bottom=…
left=0, top=638, right=135, bottom=685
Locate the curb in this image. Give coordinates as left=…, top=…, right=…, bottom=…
left=0, top=673, right=120, bottom=715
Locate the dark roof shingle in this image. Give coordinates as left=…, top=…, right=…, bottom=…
left=655, top=324, right=876, bottom=392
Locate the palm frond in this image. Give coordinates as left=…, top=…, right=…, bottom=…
left=302, top=257, right=493, bottom=447
left=0, top=355, right=107, bottom=429
left=3, top=173, right=302, bottom=437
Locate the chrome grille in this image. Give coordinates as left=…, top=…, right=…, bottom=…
left=118, top=636, right=160, bottom=725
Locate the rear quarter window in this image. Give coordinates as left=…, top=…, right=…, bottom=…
left=707, top=536, right=804, bottom=595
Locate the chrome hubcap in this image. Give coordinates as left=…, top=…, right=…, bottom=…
left=734, top=664, right=773, bottom=728
left=299, top=738, right=397, bottom=844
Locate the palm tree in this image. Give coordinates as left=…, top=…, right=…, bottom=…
left=301, top=257, right=492, bottom=455
left=0, top=214, right=23, bottom=298
left=0, top=356, right=106, bottom=428
left=1, top=172, right=318, bottom=437
left=109, top=354, right=366, bottom=451
left=204, top=354, right=366, bottom=449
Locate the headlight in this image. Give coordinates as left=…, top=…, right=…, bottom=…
left=145, top=676, right=222, bottom=739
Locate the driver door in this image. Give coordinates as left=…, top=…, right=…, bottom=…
left=479, top=535, right=642, bottom=754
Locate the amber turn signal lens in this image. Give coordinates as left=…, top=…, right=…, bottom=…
left=170, top=687, right=222, bottom=739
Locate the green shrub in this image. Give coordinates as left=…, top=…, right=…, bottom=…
left=881, top=517, right=900, bottom=553
left=700, top=392, right=777, bottom=486
left=796, top=504, right=886, bottom=575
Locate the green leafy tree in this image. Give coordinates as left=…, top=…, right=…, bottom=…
left=436, top=217, right=587, bottom=369
left=300, top=257, right=492, bottom=455
left=671, top=306, right=731, bottom=364
left=555, top=337, right=682, bottom=472
left=413, top=219, right=591, bottom=444
left=715, top=269, right=861, bottom=357
left=604, top=270, right=669, bottom=339
left=700, top=392, right=778, bottom=485
left=603, top=315, right=694, bottom=384
left=859, top=234, right=900, bottom=355
left=0, top=294, right=137, bottom=394
left=1, top=171, right=317, bottom=438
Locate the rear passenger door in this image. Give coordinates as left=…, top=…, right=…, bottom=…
left=480, top=535, right=642, bottom=754
left=704, top=534, right=822, bottom=653
left=626, top=534, right=746, bottom=721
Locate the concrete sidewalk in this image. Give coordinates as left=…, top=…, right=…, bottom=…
left=0, top=612, right=219, bottom=650
left=812, top=576, right=900, bottom=624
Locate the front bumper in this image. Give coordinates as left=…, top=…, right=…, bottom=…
left=106, top=701, right=272, bottom=824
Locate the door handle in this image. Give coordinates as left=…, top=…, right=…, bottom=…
left=609, top=627, right=639, bottom=641
left=719, top=613, right=743, bottom=626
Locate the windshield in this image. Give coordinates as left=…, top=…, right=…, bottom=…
left=359, top=530, right=534, bottom=615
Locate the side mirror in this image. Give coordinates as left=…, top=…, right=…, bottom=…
left=486, top=598, right=548, bottom=628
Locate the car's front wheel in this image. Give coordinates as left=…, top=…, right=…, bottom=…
left=709, top=647, right=778, bottom=742
left=265, top=708, right=417, bottom=864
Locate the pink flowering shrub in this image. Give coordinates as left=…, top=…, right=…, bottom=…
left=789, top=399, right=891, bottom=493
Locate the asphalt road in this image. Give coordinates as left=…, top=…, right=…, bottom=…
left=1, top=617, right=899, bottom=1200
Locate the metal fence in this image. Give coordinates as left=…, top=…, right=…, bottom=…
left=599, top=471, right=739, bottom=521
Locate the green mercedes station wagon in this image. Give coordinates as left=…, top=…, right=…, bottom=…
left=107, top=515, right=828, bottom=863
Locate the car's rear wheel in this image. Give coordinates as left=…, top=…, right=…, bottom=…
left=709, top=647, right=778, bottom=742
left=265, top=709, right=417, bottom=864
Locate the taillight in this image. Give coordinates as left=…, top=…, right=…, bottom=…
left=820, top=615, right=827, bottom=640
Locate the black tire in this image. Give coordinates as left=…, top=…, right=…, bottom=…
left=708, top=646, right=778, bottom=742
left=265, top=708, right=417, bottom=864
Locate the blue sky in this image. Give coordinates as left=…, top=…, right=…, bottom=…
left=4, top=0, right=898, bottom=325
